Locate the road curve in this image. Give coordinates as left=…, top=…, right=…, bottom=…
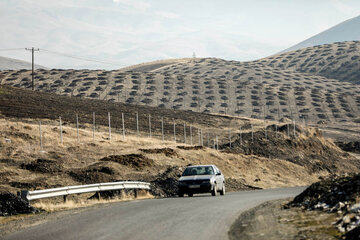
left=3, top=187, right=305, bottom=240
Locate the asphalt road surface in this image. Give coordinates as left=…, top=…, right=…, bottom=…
left=3, top=187, right=305, bottom=240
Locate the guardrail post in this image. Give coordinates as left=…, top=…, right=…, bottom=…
left=63, top=195, right=68, bottom=203
left=134, top=189, right=138, bottom=198
left=96, top=191, right=101, bottom=200
left=20, top=190, right=29, bottom=202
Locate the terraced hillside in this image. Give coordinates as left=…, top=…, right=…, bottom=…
left=260, top=41, right=360, bottom=84
left=0, top=42, right=359, bottom=132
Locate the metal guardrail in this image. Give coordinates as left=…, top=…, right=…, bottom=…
left=20, top=181, right=151, bottom=201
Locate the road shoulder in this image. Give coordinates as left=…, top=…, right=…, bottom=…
left=228, top=199, right=340, bottom=240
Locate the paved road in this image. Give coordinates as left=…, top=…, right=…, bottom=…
left=3, top=187, right=305, bottom=240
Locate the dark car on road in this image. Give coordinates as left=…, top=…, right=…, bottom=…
left=178, top=165, right=225, bottom=197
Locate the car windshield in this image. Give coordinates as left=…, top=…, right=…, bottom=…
left=182, top=166, right=214, bottom=176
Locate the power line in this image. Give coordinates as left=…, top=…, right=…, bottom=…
left=0, top=48, right=25, bottom=51
left=40, top=49, right=123, bottom=66
left=0, top=47, right=124, bottom=66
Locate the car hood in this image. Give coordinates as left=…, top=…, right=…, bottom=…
left=179, top=175, right=214, bottom=181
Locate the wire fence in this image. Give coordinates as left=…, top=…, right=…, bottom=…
left=34, top=110, right=302, bottom=152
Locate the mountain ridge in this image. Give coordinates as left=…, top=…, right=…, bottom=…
left=0, top=55, right=46, bottom=70
left=280, top=15, right=360, bottom=53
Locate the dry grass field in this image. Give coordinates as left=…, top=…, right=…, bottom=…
left=0, top=117, right=339, bottom=195
left=0, top=41, right=359, bottom=137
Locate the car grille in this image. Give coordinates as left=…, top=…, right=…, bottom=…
left=182, top=180, right=203, bottom=185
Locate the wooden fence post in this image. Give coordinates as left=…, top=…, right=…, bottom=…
left=216, top=135, right=218, bottom=150
left=173, top=119, right=176, bottom=142
left=161, top=117, right=164, bottom=141
left=229, top=129, right=231, bottom=148
left=198, top=128, right=201, bottom=145
left=122, top=112, right=125, bottom=140
left=136, top=112, right=139, bottom=137
left=59, top=116, right=63, bottom=144
left=190, top=125, right=193, bottom=145
left=240, top=126, right=242, bottom=145
left=264, top=119, right=267, bottom=140
left=207, top=132, right=210, bottom=147
left=92, top=112, right=95, bottom=141
left=39, top=121, right=43, bottom=151
left=287, top=123, right=290, bottom=138
left=108, top=112, right=111, bottom=141
left=76, top=113, right=79, bottom=143
left=148, top=114, right=152, bottom=138
left=184, top=123, right=186, bottom=144
left=251, top=124, right=254, bottom=143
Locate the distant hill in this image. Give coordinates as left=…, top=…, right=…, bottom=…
left=258, top=41, right=360, bottom=85
left=118, top=58, right=192, bottom=72
left=0, top=56, right=45, bottom=70
left=1, top=41, right=359, bottom=127
left=281, top=15, right=360, bottom=54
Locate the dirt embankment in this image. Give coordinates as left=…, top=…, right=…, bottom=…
left=288, top=174, right=360, bottom=238
left=222, top=124, right=357, bottom=173
left=230, top=174, right=360, bottom=240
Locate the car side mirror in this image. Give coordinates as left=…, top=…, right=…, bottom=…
left=216, top=172, right=221, bottom=175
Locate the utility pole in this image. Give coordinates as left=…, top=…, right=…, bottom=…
left=25, top=47, right=40, bottom=90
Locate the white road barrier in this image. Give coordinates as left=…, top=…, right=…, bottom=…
left=20, top=181, right=151, bottom=201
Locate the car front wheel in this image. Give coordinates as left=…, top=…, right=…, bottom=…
left=211, top=185, right=217, bottom=196
left=220, top=184, right=225, bottom=196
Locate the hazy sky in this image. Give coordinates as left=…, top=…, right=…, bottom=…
left=0, top=0, right=359, bottom=69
